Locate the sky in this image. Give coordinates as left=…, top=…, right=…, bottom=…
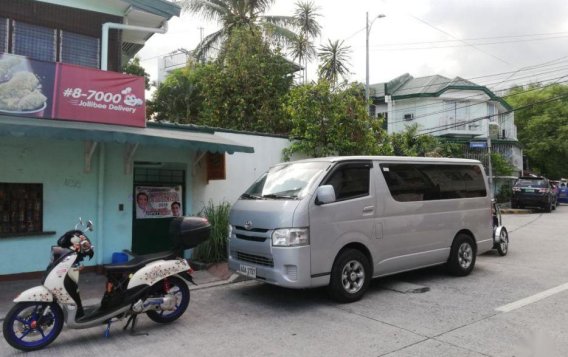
left=137, top=0, right=568, bottom=93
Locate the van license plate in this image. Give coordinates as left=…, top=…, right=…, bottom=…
left=239, top=264, right=256, bottom=278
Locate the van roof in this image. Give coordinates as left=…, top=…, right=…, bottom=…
left=287, top=156, right=482, bottom=165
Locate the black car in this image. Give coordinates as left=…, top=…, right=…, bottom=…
left=511, top=176, right=556, bottom=212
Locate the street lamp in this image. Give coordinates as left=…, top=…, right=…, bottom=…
left=366, top=12, right=386, bottom=115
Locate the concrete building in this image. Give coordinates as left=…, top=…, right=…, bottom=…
left=0, top=0, right=255, bottom=277
left=370, top=73, right=523, bottom=174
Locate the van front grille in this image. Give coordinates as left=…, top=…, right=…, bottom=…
left=237, top=252, right=274, bottom=267
left=235, top=226, right=269, bottom=233
left=236, top=234, right=266, bottom=242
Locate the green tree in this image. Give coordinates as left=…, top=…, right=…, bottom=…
left=181, top=0, right=296, bottom=60
left=318, top=39, right=351, bottom=86
left=507, top=83, right=568, bottom=178
left=283, top=81, right=390, bottom=159
left=122, top=57, right=150, bottom=90
left=146, top=64, right=206, bottom=123
left=491, top=152, right=516, bottom=176
left=389, top=124, right=441, bottom=157
left=198, top=28, right=295, bottom=133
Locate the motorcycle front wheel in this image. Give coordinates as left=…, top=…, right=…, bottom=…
left=146, top=276, right=190, bottom=323
left=3, top=301, right=64, bottom=352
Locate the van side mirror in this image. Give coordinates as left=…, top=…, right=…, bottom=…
left=316, top=185, right=336, bottom=205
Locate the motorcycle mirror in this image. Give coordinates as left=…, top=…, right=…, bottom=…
left=86, top=220, right=94, bottom=231
left=75, top=217, right=83, bottom=230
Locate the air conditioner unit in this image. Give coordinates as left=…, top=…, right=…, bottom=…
left=403, top=113, right=414, bottom=121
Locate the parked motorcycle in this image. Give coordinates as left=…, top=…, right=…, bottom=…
left=2, top=216, right=210, bottom=352
left=492, top=200, right=509, bottom=256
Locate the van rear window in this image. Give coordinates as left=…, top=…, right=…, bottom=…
left=380, top=164, right=487, bottom=202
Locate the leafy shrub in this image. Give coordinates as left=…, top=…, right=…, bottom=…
left=191, top=200, right=231, bottom=263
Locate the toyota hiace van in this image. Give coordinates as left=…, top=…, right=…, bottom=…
left=228, top=156, right=493, bottom=302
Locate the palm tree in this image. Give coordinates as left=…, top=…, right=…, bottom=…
left=289, top=33, right=314, bottom=81
left=292, top=1, right=321, bottom=83
left=318, top=39, right=352, bottom=86
left=181, top=0, right=297, bottom=60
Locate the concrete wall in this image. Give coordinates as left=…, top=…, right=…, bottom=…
left=192, top=131, right=291, bottom=212
left=0, top=137, right=196, bottom=275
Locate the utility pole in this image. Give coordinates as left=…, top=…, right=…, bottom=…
left=487, top=115, right=494, bottom=198
left=198, top=27, right=204, bottom=63
left=365, top=12, right=386, bottom=116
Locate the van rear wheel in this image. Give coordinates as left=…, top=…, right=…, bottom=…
left=447, top=234, right=476, bottom=276
left=328, top=249, right=371, bottom=303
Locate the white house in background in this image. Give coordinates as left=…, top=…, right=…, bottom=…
left=370, top=73, right=523, bottom=174
left=156, top=48, right=192, bottom=84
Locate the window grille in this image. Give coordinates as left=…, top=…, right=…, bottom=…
left=0, top=183, right=43, bottom=235
left=13, top=21, right=56, bottom=62
left=0, top=17, right=7, bottom=53
left=61, top=31, right=99, bottom=68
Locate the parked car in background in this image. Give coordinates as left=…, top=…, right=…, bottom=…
left=511, top=177, right=556, bottom=212
left=557, top=180, right=568, bottom=204
left=550, top=180, right=560, bottom=203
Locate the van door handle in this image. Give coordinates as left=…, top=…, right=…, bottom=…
left=362, top=206, right=374, bottom=213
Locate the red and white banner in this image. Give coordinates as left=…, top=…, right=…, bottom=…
left=0, top=53, right=145, bottom=127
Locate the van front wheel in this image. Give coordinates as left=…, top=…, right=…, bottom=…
left=328, top=249, right=371, bottom=303
left=447, top=234, right=476, bottom=276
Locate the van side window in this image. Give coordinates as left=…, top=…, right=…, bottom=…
left=323, top=164, right=370, bottom=201
left=381, top=164, right=486, bottom=202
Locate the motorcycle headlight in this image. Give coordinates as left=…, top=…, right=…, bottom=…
left=272, top=228, right=309, bottom=247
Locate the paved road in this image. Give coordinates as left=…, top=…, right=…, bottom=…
left=2, top=206, right=567, bottom=356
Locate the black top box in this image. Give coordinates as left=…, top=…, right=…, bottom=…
left=169, top=216, right=211, bottom=249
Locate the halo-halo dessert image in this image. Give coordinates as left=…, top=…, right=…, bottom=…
left=0, top=68, right=47, bottom=116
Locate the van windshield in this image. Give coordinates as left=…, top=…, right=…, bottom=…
left=242, top=162, right=331, bottom=200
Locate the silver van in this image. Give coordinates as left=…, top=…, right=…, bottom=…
left=228, top=156, right=493, bottom=302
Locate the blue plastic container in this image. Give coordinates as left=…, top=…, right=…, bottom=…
left=111, top=252, right=128, bottom=264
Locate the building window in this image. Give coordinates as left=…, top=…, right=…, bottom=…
left=0, top=17, right=7, bottom=53
left=61, top=31, right=100, bottom=68
left=5, top=19, right=101, bottom=68
left=0, top=183, right=43, bottom=235
left=403, top=113, right=414, bottom=121
left=13, top=21, right=56, bottom=62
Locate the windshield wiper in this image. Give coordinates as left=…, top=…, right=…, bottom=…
left=261, top=193, right=297, bottom=199
left=241, top=193, right=262, bottom=200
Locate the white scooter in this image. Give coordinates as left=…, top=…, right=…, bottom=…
left=492, top=200, right=509, bottom=256
left=2, top=216, right=210, bottom=352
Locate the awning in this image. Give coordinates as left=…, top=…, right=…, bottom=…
left=0, top=115, right=254, bottom=154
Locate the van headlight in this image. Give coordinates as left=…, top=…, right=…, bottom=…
left=272, top=228, right=309, bottom=247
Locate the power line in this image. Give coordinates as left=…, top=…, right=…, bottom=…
left=407, top=14, right=512, bottom=66
left=388, top=75, right=568, bottom=127
left=369, top=34, right=568, bottom=51
left=380, top=65, right=568, bottom=123
left=415, top=92, right=568, bottom=137
left=371, top=55, right=568, bottom=97
left=373, top=31, right=568, bottom=47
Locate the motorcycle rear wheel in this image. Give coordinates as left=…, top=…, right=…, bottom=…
left=146, top=276, right=190, bottom=323
left=3, top=302, right=64, bottom=352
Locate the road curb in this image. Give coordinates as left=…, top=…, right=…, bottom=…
left=500, top=208, right=533, bottom=214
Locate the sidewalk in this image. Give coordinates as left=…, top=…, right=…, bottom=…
left=0, top=261, right=240, bottom=320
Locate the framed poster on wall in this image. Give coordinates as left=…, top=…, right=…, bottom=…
left=134, top=185, right=182, bottom=219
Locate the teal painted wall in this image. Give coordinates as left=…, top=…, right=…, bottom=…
left=0, top=138, right=194, bottom=275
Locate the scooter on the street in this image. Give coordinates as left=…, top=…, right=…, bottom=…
left=492, top=200, right=509, bottom=256
left=2, top=216, right=210, bottom=352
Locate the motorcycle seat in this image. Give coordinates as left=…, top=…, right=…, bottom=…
left=103, top=250, right=177, bottom=273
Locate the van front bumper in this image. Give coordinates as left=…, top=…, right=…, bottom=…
left=228, top=241, right=313, bottom=288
